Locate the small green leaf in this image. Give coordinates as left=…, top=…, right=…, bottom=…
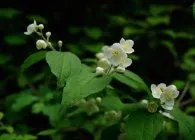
left=22, top=135, right=37, bottom=140
left=125, top=109, right=164, bottom=140
left=6, top=126, right=14, bottom=133
left=171, top=108, right=195, bottom=140
left=42, top=104, right=61, bottom=125
left=84, top=27, right=102, bottom=40
left=38, top=129, right=57, bottom=136
left=27, top=15, right=48, bottom=24
left=147, top=16, right=170, bottom=26
left=21, top=51, right=48, bottom=72
left=4, top=34, right=26, bottom=45
left=0, top=8, right=20, bottom=19
left=0, top=54, right=11, bottom=65
left=12, top=93, right=38, bottom=111
left=123, top=27, right=143, bottom=37
left=46, top=51, right=82, bottom=88
left=172, top=80, right=185, bottom=90
left=101, top=96, right=125, bottom=111
left=0, top=112, right=4, bottom=120
left=62, top=66, right=111, bottom=106
left=114, top=70, right=150, bottom=94
left=32, top=102, right=44, bottom=114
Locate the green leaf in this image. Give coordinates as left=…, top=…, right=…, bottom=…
left=0, top=112, right=4, bottom=120
left=38, top=129, right=57, bottom=136
left=171, top=108, right=195, bottom=140
left=46, top=51, right=82, bottom=88
left=125, top=110, right=164, bottom=140
left=0, top=8, right=20, bottom=19
left=21, top=51, right=48, bottom=72
left=123, top=27, right=143, bottom=37
left=4, top=34, right=26, bottom=45
left=160, top=40, right=178, bottom=58
left=0, top=54, right=11, bottom=65
left=172, top=80, right=185, bottom=90
left=32, top=102, right=44, bottom=114
left=62, top=67, right=111, bottom=106
left=42, top=104, right=61, bottom=124
left=84, top=27, right=102, bottom=40
left=22, top=135, right=37, bottom=140
left=12, top=93, right=38, bottom=111
left=147, top=16, right=170, bottom=26
left=101, top=96, right=125, bottom=111
left=27, top=15, right=48, bottom=24
left=114, top=70, right=150, bottom=94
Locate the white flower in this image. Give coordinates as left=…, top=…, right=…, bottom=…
left=160, top=85, right=179, bottom=110
left=24, top=20, right=38, bottom=35
left=119, top=38, right=134, bottom=54
left=36, top=40, right=47, bottom=50
left=106, top=43, right=127, bottom=66
left=119, top=57, right=132, bottom=68
left=96, top=67, right=105, bottom=75
left=151, top=83, right=179, bottom=110
left=151, top=83, right=166, bottom=99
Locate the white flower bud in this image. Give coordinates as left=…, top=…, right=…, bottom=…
left=38, top=24, right=44, bottom=30
left=96, top=53, right=104, bottom=59
left=96, top=97, right=102, bottom=104
left=46, top=32, right=51, bottom=37
left=141, top=99, right=148, bottom=105
left=36, top=40, right=47, bottom=50
left=96, top=67, right=105, bottom=75
left=116, top=66, right=126, bottom=73
left=58, top=40, right=63, bottom=47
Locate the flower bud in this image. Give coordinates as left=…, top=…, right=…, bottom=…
left=96, top=53, right=104, bottom=59
left=46, top=32, right=51, bottom=37
left=58, top=40, right=63, bottom=47
left=96, top=67, right=105, bottom=75
left=36, top=40, right=47, bottom=50
left=116, top=66, right=125, bottom=73
left=38, top=24, right=44, bottom=30
left=147, top=101, right=158, bottom=113
left=96, top=97, right=102, bottom=104
left=141, top=99, right=148, bottom=105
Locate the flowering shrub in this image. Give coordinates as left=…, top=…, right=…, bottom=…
left=1, top=12, right=195, bottom=139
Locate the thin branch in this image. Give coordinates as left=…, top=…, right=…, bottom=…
left=177, top=81, right=190, bottom=104
left=180, top=98, right=195, bottom=107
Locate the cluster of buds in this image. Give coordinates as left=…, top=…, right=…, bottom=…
left=24, top=20, right=62, bottom=51
left=75, top=97, right=102, bottom=115
left=104, top=110, right=122, bottom=121
left=95, top=38, right=134, bottom=75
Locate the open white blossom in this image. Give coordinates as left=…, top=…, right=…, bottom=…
left=119, top=57, right=132, bottom=68
left=119, top=38, right=134, bottom=54
left=106, top=43, right=127, bottom=66
left=24, top=20, right=38, bottom=35
left=151, top=83, right=179, bottom=110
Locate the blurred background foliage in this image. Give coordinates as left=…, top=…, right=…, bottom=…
left=1, top=0, right=195, bottom=139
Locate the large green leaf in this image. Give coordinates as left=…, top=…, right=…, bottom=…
left=101, top=96, right=125, bottom=111
left=62, top=67, right=111, bottom=106
left=46, top=51, right=82, bottom=88
left=125, top=110, right=164, bottom=140
left=171, top=108, right=195, bottom=140
left=21, top=51, right=48, bottom=72
left=114, top=70, right=150, bottom=94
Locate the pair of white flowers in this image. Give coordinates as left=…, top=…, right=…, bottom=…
left=96, top=38, right=134, bottom=74
left=151, top=83, right=179, bottom=110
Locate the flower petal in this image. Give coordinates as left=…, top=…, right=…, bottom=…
left=151, top=84, right=162, bottom=99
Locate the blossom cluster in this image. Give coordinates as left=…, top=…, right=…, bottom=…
left=95, top=38, right=134, bottom=75
left=151, top=83, right=179, bottom=110
left=24, top=20, right=62, bottom=51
